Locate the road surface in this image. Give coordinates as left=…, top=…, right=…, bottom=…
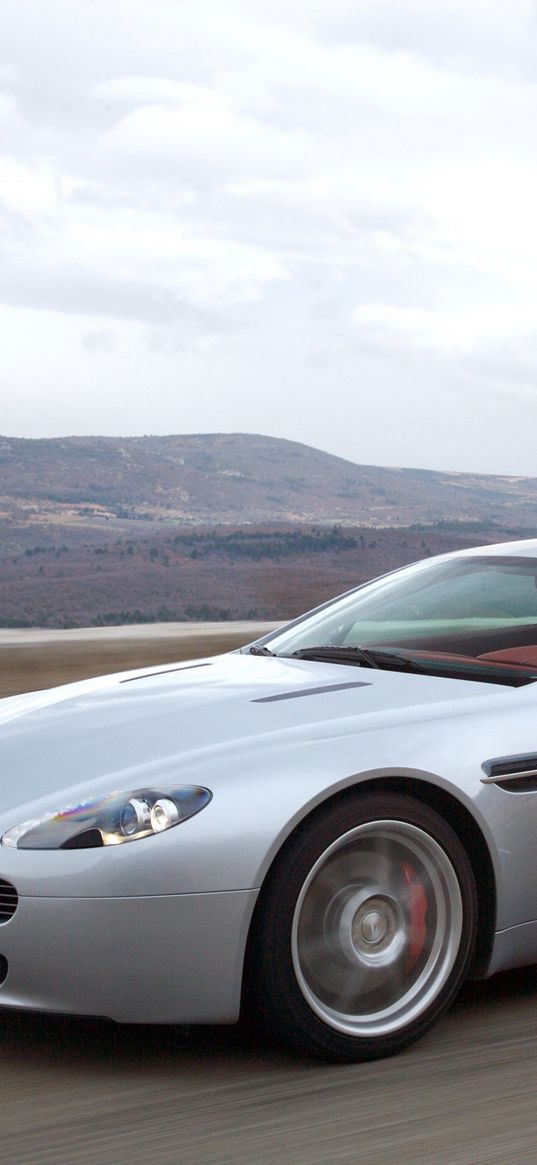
left=1, top=970, right=537, bottom=1164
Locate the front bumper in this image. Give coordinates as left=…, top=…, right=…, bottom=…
left=0, top=889, right=258, bottom=1024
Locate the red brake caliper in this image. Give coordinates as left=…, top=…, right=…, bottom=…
left=402, top=861, right=428, bottom=971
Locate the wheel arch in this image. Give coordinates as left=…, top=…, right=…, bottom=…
left=242, top=773, right=495, bottom=1008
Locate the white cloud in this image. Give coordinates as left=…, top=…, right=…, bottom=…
left=354, top=303, right=537, bottom=357
left=93, top=77, right=211, bottom=105
left=0, top=156, right=289, bottom=314
left=81, top=328, right=117, bottom=353
left=103, top=93, right=311, bottom=183
left=61, top=206, right=289, bottom=306
left=2, top=0, right=537, bottom=473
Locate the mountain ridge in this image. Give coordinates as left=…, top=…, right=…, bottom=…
left=1, top=432, right=535, bottom=628
left=1, top=431, right=536, bottom=528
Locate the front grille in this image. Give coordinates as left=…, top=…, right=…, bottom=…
left=0, top=880, right=18, bottom=922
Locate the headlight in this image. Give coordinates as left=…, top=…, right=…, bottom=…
left=1, top=786, right=212, bottom=850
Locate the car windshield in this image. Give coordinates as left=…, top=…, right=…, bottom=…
left=262, top=554, right=537, bottom=686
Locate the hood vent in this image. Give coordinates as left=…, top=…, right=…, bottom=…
left=121, top=662, right=212, bottom=685
left=252, top=681, right=371, bottom=704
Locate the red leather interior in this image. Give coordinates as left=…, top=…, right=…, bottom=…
left=478, top=645, right=537, bottom=666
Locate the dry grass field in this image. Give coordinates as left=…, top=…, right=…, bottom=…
left=0, top=622, right=280, bottom=698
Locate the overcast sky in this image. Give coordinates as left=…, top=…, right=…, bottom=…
left=2, top=0, right=537, bottom=475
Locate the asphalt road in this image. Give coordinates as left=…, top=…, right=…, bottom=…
left=1, top=969, right=537, bottom=1165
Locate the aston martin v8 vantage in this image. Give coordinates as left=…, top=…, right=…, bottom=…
left=2, top=538, right=537, bottom=1061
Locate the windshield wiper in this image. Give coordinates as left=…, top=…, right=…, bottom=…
left=288, top=645, right=421, bottom=671
left=287, top=645, right=537, bottom=686
left=248, top=642, right=421, bottom=671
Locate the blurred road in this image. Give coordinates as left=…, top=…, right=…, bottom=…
left=1, top=969, right=537, bottom=1165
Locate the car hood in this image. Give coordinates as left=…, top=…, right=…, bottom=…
left=0, top=650, right=515, bottom=814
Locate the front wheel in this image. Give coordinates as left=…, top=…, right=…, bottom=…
left=247, top=792, right=477, bottom=1061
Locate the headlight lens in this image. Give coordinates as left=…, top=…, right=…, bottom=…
left=150, top=798, right=180, bottom=833
left=2, top=786, right=212, bottom=850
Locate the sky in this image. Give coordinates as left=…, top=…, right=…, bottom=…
left=2, top=0, right=537, bottom=475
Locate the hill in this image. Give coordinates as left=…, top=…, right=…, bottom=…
left=1, top=433, right=536, bottom=628
left=1, top=432, right=537, bottom=528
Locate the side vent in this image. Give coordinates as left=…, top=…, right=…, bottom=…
left=0, top=880, right=18, bottom=922
left=481, top=755, right=537, bottom=791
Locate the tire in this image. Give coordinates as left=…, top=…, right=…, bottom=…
left=247, top=792, right=477, bottom=1062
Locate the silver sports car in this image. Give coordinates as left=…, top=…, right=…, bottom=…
left=2, top=537, right=537, bottom=1061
